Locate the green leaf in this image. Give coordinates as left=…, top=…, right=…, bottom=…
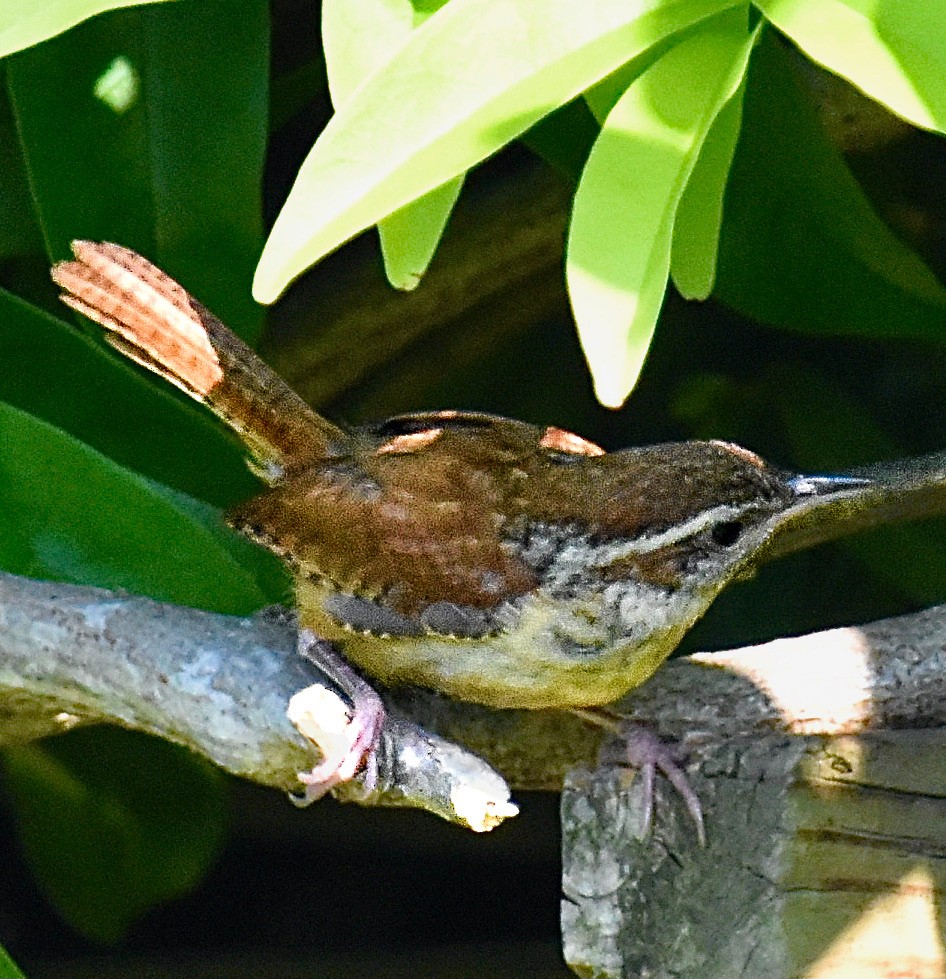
left=254, top=0, right=741, bottom=303
left=670, top=79, right=747, bottom=300
left=566, top=8, right=757, bottom=407
left=715, top=32, right=946, bottom=342
left=322, top=0, right=461, bottom=290
left=583, top=45, right=667, bottom=122
left=6, top=0, right=268, bottom=342
left=0, top=0, right=176, bottom=60
left=0, top=399, right=287, bottom=613
left=322, top=0, right=414, bottom=93
left=755, top=0, right=946, bottom=135
left=375, top=179, right=464, bottom=291
left=0, top=66, right=43, bottom=258
left=519, top=97, right=601, bottom=183
left=0, top=287, right=262, bottom=507
left=0, top=946, right=26, bottom=979
left=2, top=728, right=226, bottom=943
left=1, top=0, right=273, bottom=508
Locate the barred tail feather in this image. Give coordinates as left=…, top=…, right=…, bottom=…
left=53, top=241, right=348, bottom=481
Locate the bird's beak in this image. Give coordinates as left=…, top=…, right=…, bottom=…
left=787, top=474, right=874, bottom=498
left=761, top=451, right=946, bottom=564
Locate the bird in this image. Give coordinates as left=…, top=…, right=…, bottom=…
left=53, top=240, right=886, bottom=838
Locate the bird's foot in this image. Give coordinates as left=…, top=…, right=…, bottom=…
left=287, top=630, right=386, bottom=805
left=573, top=709, right=706, bottom=846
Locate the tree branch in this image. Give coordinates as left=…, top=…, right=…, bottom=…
left=0, top=572, right=516, bottom=832
left=3, top=569, right=946, bottom=830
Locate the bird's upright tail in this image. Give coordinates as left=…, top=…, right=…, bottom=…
left=52, top=240, right=348, bottom=481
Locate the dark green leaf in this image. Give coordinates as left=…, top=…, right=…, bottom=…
left=2, top=728, right=227, bottom=943
left=715, top=32, right=946, bottom=341
left=0, top=66, right=43, bottom=258
left=775, top=365, right=946, bottom=607
left=0, top=287, right=262, bottom=507
left=0, top=399, right=288, bottom=612
left=519, top=98, right=600, bottom=184
left=6, top=0, right=268, bottom=341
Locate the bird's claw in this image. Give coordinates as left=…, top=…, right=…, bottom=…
left=599, top=721, right=706, bottom=847
left=288, top=630, right=386, bottom=805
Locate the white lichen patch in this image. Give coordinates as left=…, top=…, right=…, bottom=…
left=76, top=601, right=124, bottom=632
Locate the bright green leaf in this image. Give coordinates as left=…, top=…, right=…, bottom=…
left=322, top=0, right=462, bottom=290
left=254, top=0, right=741, bottom=303
left=670, top=79, right=748, bottom=299
left=583, top=43, right=670, bottom=122
left=755, top=0, right=946, bottom=135
left=567, top=8, right=756, bottom=407
left=322, top=0, right=414, bottom=96
left=2, top=728, right=226, bottom=943
left=375, top=179, right=464, bottom=289
left=0, top=946, right=26, bottom=979
left=0, top=0, right=175, bottom=60
left=0, top=399, right=287, bottom=613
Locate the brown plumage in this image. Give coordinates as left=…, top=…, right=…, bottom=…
left=51, top=241, right=830, bottom=711
left=52, top=241, right=346, bottom=481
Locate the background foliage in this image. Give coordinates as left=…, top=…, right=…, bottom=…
left=1, top=0, right=946, bottom=974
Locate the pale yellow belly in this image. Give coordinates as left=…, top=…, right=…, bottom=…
left=296, top=578, right=696, bottom=709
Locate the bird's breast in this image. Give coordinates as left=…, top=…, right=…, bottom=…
left=295, top=574, right=708, bottom=709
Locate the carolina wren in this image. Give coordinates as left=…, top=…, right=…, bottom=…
left=52, top=241, right=872, bottom=819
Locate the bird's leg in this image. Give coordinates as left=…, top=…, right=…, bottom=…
left=289, top=630, right=386, bottom=804
left=571, top=708, right=706, bottom=847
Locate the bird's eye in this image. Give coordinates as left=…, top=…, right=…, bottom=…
left=711, top=520, right=744, bottom=547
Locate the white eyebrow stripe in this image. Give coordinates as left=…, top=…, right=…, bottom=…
left=588, top=504, right=746, bottom=568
